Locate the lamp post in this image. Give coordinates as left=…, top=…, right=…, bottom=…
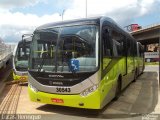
left=86, top=0, right=87, bottom=18
left=62, top=9, right=65, bottom=21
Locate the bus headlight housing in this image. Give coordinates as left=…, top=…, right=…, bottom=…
left=80, top=84, right=98, bottom=97
left=29, top=83, right=38, bottom=92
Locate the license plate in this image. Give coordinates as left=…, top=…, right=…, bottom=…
left=51, top=98, right=64, bottom=103
left=20, top=76, right=26, bottom=81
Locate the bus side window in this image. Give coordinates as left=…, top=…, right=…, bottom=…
left=134, top=41, right=137, bottom=56
left=102, top=28, right=112, bottom=57
left=130, top=39, right=135, bottom=57
left=111, top=31, right=124, bottom=57
left=140, top=44, right=144, bottom=57
left=127, top=39, right=131, bottom=56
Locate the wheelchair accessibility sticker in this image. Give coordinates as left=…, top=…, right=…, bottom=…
left=70, top=59, right=79, bottom=72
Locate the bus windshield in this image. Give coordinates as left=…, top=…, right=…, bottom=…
left=30, top=25, right=99, bottom=73
left=15, top=42, right=30, bottom=71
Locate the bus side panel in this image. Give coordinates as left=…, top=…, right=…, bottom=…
left=139, top=56, right=144, bottom=74
left=122, top=56, right=135, bottom=89
left=100, top=57, right=126, bottom=108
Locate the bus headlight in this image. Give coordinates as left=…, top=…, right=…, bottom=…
left=80, top=84, right=98, bottom=97
left=29, top=83, right=38, bottom=92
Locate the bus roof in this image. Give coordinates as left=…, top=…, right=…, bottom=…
left=18, top=36, right=32, bottom=44
left=36, top=16, right=116, bottom=30
left=35, top=16, right=135, bottom=41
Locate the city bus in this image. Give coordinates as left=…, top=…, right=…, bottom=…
left=13, top=34, right=32, bottom=81
left=28, top=16, right=144, bottom=109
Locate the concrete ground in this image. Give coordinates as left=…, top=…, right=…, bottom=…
left=145, top=65, right=160, bottom=114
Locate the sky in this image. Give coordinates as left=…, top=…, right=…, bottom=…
left=0, top=0, right=160, bottom=44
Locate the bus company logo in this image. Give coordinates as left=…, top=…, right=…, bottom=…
left=48, top=75, right=64, bottom=78
left=49, top=81, right=63, bottom=85
left=52, top=82, right=63, bottom=85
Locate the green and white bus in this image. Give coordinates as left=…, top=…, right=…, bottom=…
left=13, top=34, right=32, bottom=81
left=28, top=16, right=144, bottom=109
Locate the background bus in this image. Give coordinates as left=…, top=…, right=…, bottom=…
left=28, top=16, right=144, bottom=109
left=12, top=34, right=32, bottom=81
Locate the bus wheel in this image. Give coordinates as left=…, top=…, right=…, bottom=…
left=133, top=69, right=138, bottom=82
left=114, top=77, right=121, bottom=100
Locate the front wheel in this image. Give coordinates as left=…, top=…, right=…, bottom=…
left=114, top=78, right=121, bottom=100
left=133, top=69, right=138, bottom=82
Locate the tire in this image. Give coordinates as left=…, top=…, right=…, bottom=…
left=114, top=78, right=121, bottom=100
left=133, top=69, right=138, bottom=82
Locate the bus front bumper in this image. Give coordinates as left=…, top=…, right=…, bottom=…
left=13, top=72, right=28, bottom=82
left=28, top=85, right=101, bottom=109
